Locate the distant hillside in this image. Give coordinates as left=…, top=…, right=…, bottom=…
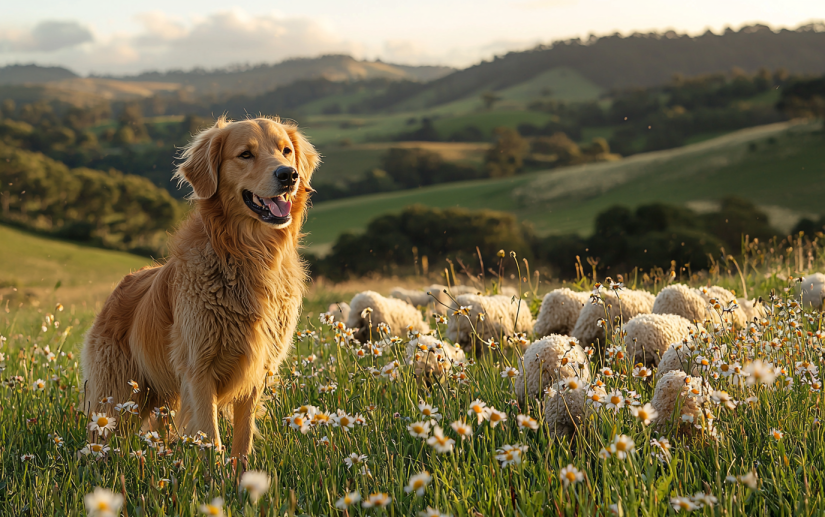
left=374, top=23, right=825, bottom=110
left=0, top=64, right=78, bottom=85
left=103, top=55, right=454, bottom=96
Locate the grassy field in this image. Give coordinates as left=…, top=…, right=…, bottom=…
left=304, top=121, right=824, bottom=254
left=3, top=236, right=825, bottom=515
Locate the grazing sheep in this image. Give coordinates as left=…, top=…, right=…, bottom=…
left=347, top=291, right=429, bottom=342
left=657, top=342, right=696, bottom=377
left=650, top=370, right=703, bottom=432
left=624, top=313, right=694, bottom=368
left=571, top=290, right=655, bottom=348
left=391, top=284, right=461, bottom=315
left=450, top=285, right=481, bottom=296
left=652, top=284, right=707, bottom=323
left=514, top=335, right=591, bottom=403
left=697, top=285, right=746, bottom=328
left=405, top=335, right=465, bottom=382
left=737, top=298, right=765, bottom=323
left=544, top=380, right=589, bottom=439
left=446, top=294, right=534, bottom=350
left=800, top=273, right=825, bottom=309
left=327, top=302, right=351, bottom=324
left=390, top=287, right=433, bottom=309
left=533, top=288, right=590, bottom=337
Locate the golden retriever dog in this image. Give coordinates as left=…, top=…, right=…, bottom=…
left=81, top=116, right=318, bottom=458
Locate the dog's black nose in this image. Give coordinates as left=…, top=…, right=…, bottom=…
left=275, top=166, right=299, bottom=187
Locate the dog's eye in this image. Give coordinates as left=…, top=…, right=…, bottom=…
left=239, top=151, right=253, bottom=159
left=283, top=148, right=292, bottom=156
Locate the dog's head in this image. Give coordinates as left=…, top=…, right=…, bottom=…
left=175, top=117, right=319, bottom=230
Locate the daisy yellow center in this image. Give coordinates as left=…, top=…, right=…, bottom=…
left=507, top=371, right=516, bottom=377
left=340, top=417, right=351, bottom=425
left=412, top=425, right=424, bottom=433
left=97, top=417, right=109, bottom=426
left=472, top=406, right=482, bottom=413
left=615, top=441, right=628, bottom=451
left=413, top=480, right=424, bottom=489
left=721, top=364, right=730, bottom=372
left=610, top=396, right=621, bottom=405
left=435, top=436, right=448, bottom=445
left=205, top=505, right=220, bottom=515
left=345, top=496, right=354, bottom=504
left=564, top=472, right=576, bottom=481
left=96, top=502, right=111, bottom=510
left=677, top=501, right=690, bottom=509
left=490, top=413, right=501, bottom=422
left=295, top=417, right=305, bottom=426
left=638, top=410, right=650, bottom=419
left=422, top=409, right=432, bottom=415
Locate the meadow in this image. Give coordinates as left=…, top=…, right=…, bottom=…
left=303, top=121, right=825, bottom=255
left=2, top=223, right=825, bottom=516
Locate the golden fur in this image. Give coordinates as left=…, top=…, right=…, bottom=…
left=81, top=117, right=319, bottom=457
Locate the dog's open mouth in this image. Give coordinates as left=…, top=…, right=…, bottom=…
left=242, top=190, right=293, bottom=224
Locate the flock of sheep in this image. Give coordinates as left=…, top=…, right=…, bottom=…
left=325, top=273, right=825, bottom=437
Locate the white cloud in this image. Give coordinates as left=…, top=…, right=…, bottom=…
left=0, top=20, right=93, bottom=52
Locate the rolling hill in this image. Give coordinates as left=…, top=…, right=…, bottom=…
left=303, top=121, right=825, bottom=254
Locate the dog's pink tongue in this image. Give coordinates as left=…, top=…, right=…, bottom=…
left=264, top=197, right=292, bottom=217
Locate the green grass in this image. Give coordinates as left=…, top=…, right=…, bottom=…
left=431, top=110, right=555, bottom=140
left=304, top=121, right=825, bottom=252
left=3, top=243, right=825, bottom=515
left=497, top=67, right=603, bottom=104
left=0, top=225, right=150, bottom=304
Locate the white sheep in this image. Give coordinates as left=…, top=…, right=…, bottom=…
left=533, top=288, right=590, bottom=337
left=624, top=313, right=694, bottom=368
left=737, top=298, right=765, bottom=323
left=650, top=370, right=703, bottom=432
left=800, top=273, right=825, bottom=309
left=571, top=289, right=655, bottom=348
left=697, top=285, right=747, bottom=328
left=405, top=335, right=465, bottom=382
left=327, top=302, right=351, bottom=324
left=446, top=294, right=534, bottom=351
left=347, top=291, right=429, bottom=342
left=513, top=334, right=591, bottom=404
left=391, top=284, right=464, bottom=315
left=544, top=380, right=590, bottom=439
left=652, top=284, right=707, bottom=323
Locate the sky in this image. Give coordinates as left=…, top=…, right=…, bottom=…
left=0, top=0, right=823, bottom=75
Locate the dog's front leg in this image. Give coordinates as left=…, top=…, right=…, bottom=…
left=183, top=373, right=222, bottom=451
left=231, top=385, right=260, bottom=461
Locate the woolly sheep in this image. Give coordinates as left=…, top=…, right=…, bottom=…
left=652, top=284, right=707, bottom=323
left=513, top=334, right=591, bottom=404
left=533, top=288, right=590, bottom=337
left=624, top=313, right=694, bottom=368
left=390, top=284, right=461, bottom=315
left=697, top=285, right=747, bottom=328
left=650, top=370, right=703, bottom=432
left=800, top=273, right=825, bottom=309
left=737, top=298, right=765, bottom=323
left=544, top=381, right=589, bottom=439
left=347, top=291, right=429, bottom=342
left=657, top=342, right=697, bottom=378
left=446, top=294, right=534, bottom=351
left=571, top=289, right=655, bottom=348
left=327, top=302, right=351, bottom=324
left=405, top=335, right=465, bottom=382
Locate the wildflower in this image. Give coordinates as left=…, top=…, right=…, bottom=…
left=495, top=444, right=528, bottom=467
left=559, top=464, right=584, bottom=487
left=418, top=401, right=442, bottom=420
left=130, top=450, right=147, bottom=459
left=453, top=305, right=472, bottom=317
left=32, top=378, right=46, bottom=391
left=630, top=403, right=658, bottom=426
left=600, top=367, right=614, bottom=377
left=468, top=399, right=490, bottom=424
left=284, top=413, right=311, bottom=434
left=404, top=471, right=432, bottom=496
left=487, top=407, right=507, bottom=428
left=605, top=389, right=625, bottom=412
left=610, top=434, right=635, bottom=459
left=318, top=436, right=330, bottom=446
left=88, top=413, right=116, bottom=437
left=344, top=453, right=367, bottom=469
left=563, top=376, right=583, bottom=391
left=419, top=507, right=450, bottom=517
left=407, top=421, right=431, bottom=438
left=729, top=471, right=759, bottom=490
left=20, top=453, right=34, bottom=462
left=501, top=367, right=519, bottom=379
left=333, top=410, right=356, bottom=430
left=710, top=391, right=736, bottom=410
left=745, top=360, right=776, bottom=386
left=650, top=437, right=672, bottom=463
left=427, top=426, right=455, bottom=453
left=692, top=492, right=717, bottom=507
left=240, top=471, right=271, bottom=503
left=598, top=448, right=612, bottom=459
left=362, top=493, right=392, bottom=508
left=79, top=443, right=110, bottom=458
left=199, top=497, right=225, bottom=516
left=52, top=434, right=64, bottom=447
left=127, top=380, right=140, bottom=393
left=670, top=496, right=698, bottom=512
left=335, top=492, right=361, bottom=509
left=157, top=479, right=171, bottom=489
left=632, top=365, right=653, bottom=379
left=517, top=414, right=539, bottom=431
left=450, top=420, right=473, bottom=440
left=769, top=428, right=783, bottom=440
left=85, top=487, right=124, bottom=517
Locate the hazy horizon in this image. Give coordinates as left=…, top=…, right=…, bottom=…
left=1, top=0, right=823, bottom=76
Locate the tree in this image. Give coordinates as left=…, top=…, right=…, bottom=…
left=481, top=91, right=501, bottom=110
left=485, top=127, right=527, bottom=178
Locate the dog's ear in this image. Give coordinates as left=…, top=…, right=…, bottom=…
left=175, top=118, right=228, bottom=199
left=286, top=124, right=320, bottom=181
